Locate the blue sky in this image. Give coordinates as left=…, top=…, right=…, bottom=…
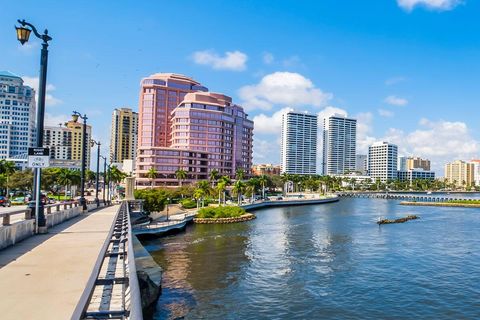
left=1, top=0, right=479, bottom=174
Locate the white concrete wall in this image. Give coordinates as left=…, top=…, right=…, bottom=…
left=0, top=203, right=106, bottom=251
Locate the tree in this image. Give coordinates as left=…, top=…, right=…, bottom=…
left=209, top=169, right=220, bottom=188
left=245, top=178, right=260, bottom=202
left=175, top=169, right=187, bottom=188
left=218, top=176, right=231, bottom=204
left=258, top=174, right=269, bottom=200
left=235, top=169, right=245, bottom=181
left=147, top=167, right=158, bottom=188
left=56, top=168, right=77, bottom=200
left=0, top=160, right=17, bottom=196
left=9, top=170, right=34, bottom=193
left=216, top=180, right=227, bottom=205
left=232, top=180, right=246, bottom=204
left=194, top=188, right=206, bottom=209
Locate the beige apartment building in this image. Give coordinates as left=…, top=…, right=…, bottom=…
left=110, top=108, right=138, bottom=163
left=444, top=160, right=474, bottom=188
left=65, top=116, right=92, bottom=166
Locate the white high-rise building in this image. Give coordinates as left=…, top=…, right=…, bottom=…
left=356, top=154, right=367, bottom=175
left=0, top=71, right=36, bottom=159
left=368, top=141, right=398, bottom=182
left=322, top=114, right=357, bottom=175
left=281, top=111, right=317, bottom=175
left=44, top=125, right=72, bottom=160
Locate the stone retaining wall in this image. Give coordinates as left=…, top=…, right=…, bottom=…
left=401, top=201, right=480, bottom=208
left=194, top=213, right=256, bottom=224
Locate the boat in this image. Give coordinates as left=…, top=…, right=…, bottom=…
left=427, top=191, right=432, bottom=195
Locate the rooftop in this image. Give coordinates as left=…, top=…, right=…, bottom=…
left=0, top=71, right=21, bottom=79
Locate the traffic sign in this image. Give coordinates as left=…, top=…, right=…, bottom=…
left=28, top=147, right=50, bottom=168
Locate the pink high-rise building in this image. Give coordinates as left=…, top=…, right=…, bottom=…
left=136, top=74, right=254, bottom=187
left=138, top=73, right=208, bottom=148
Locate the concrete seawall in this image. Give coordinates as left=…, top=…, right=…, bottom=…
left=242, top=197, right=339, bottom=212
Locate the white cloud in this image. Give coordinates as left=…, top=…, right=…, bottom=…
left=192, top=50, right=248, bottom=71
left=263, top=52, right=274, bottom=64
left=22, top=76, right=62, bottom=106
left=282, top=55, right=303, bottom=68
left=317, top=106, right=348, bottom=123
left=253, top=107, right=294, bottom=134
left=385, top=76, right=406, bottom=86
left=239, top=72, right=332, bottom=111
left=356, top=112, right=376, bottom=155
left=373, top=118, right=478, bottom=174
left=397, top=0, right=462, bottom=11
left=384, top=95, right=408, bottom=106
left=378, top=109, right=395, bottom=117
left=254, top=138, right=282, bottom=163
left=44, top=113, right=70, bottom=126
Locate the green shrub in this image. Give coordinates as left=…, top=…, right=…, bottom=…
left=197, top=206, right=246, bottom=219
left=181, top=198, right=197, bottom=209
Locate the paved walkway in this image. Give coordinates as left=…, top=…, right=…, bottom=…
left=0, top=205, right=119, bottom=320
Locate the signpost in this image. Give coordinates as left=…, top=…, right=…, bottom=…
left=28, top=147, right=50, bottom=233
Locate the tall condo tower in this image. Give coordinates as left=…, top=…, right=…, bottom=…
left=281, top=111, right=318, bottom=175
left=368, top=141, right=398, bottom=182
left=322, top=114, right=357, bottom=175
left=110, top=108, right=139, bottom=163
left=138, top=73, right=208, bottom=148
left=0, top=71, right=36, bottom=159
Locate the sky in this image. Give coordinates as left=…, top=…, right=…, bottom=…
left=1, top=0, right=479, bottom=175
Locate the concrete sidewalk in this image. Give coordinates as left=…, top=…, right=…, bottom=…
left=0, top=205, right=119, bottom=320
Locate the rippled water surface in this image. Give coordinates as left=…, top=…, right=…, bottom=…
left=143, top=197, right=480, bottom=319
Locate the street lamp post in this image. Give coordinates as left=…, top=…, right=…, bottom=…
left=91, top=140, right=101, bottom=207
left=100, top=155, right=107, bottom=205
left=72, top=111, right=88, bottom=210
left=15, top=19, right=52, bottom=233
left=166, top=197, right=170, bottom=221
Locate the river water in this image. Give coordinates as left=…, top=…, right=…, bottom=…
left=142, top=197, right=480, bottom=319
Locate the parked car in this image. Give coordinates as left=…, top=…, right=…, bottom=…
left=0, top=196, right=11, bottom=207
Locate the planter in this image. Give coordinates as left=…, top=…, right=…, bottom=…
left=194, top=213, right=256, bottom=224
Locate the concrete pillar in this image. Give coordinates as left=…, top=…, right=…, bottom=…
left=125, top=177, right=136, bottom=201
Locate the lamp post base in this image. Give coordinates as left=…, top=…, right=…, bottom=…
left=95, top=197, right=100, bottom=207
left=28, top=201, right=46, bottom=233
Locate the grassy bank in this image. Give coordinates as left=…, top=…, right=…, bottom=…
left=197, top=206, right=246, bottom=219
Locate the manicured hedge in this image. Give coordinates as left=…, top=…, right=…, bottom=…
left=180, top=198, right=197, bottom=209
left=196, top=206, right=246, bottom=219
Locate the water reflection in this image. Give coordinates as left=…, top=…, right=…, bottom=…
left=146, top=198, right=480, bottom=319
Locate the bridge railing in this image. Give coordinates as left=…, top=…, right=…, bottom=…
left=72, top=201, right=142, bottom=319
left=0, top=200, right=109, bottom=227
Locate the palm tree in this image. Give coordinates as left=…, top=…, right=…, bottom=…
left=0, top=160, right=17, bottom=197
left=56, top=168, right=76, bottom=200
left=175, top=169, right=187, bottom=187
left=219, top=176, right=231, bottom=204
left=235, top=169, right=245, bottom=181
left=194, top=188, right=206, bottom=209
left=232, top=180, right=246, bottom=204
left=209, top=169, right=220, bottom=188
left=216, top=180, right=227, bottom=205
left=246, top=178, right=259, bottom=202
left=258, top=174, right=269, bottom=200
left=147, top=167, right=158, bottom=188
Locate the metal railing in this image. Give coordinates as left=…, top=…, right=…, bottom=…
left=0, top=200, right=107, bottom=226
left=72, top=201, right=142, bottom=320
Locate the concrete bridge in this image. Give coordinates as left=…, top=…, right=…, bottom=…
left=0, top=201, right=146, bottom=320
left=337, top=192, right=475, bottom=203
